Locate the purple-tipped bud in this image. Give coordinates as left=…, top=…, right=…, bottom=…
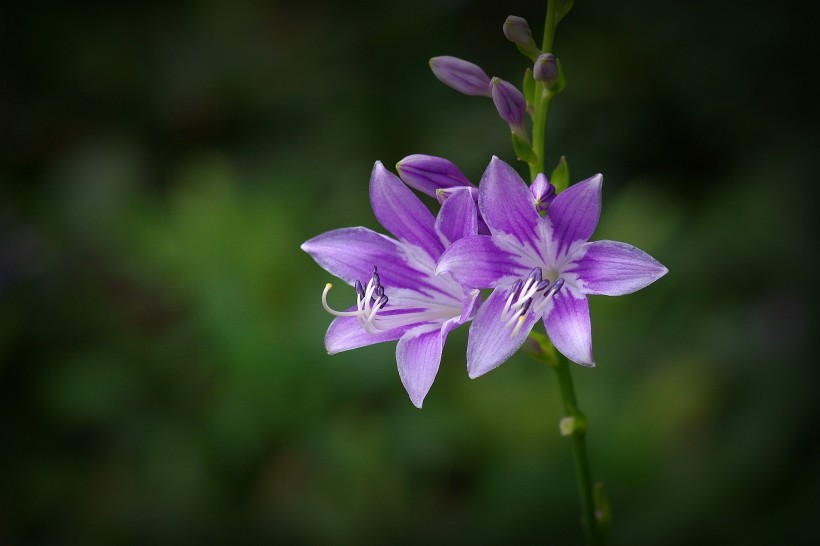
left=534, top=53, right=559, bottom=85
left=530, top=173, right=556, bottom=212
left=429, top=56, right=492, bottom=97
left=491, top=77, right=527, bottom=129
left=503, top=16, right=534, bottom=46
left=396, top=154, right=474, bottom=198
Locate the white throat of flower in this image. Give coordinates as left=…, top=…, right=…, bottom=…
left=321, top=266, right=462, bottom=335
left=500, top=267, right=564, bottom=338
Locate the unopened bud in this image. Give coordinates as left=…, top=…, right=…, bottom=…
left=504, top=16, right=541, bottom=60
left=503, top=16, right=533, bottom=45
left=429, top=56, right=492, bottom=97
left=530, top=173, right=556, bottom=212
left=491, top=77, right=527, bottom=129
left=534, top=53, right=559, bottom=85
left=396, top=154, right=473, bottom=198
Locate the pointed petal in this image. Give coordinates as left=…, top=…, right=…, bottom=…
left=466, top=286, right=539, bottom=378
left=302, top=227, right=434, bottom=292
left=396, top=154, right=474, bottom=198
left=436, top=235, right=524, bottom=289
left=544, top=290, right=595, bottom=366
left=397, top=324, right=450, bottom=408
left=569, top=240, right=668, bottom=296
left=325, top=315, right=409, bottom=354
left=547, top=174, right=602, bottom=258
left=435, top=187, right=478, bottom=245
left=478, top=157, right=542, bottom=255
left=371, top=161, right=444, bottom=261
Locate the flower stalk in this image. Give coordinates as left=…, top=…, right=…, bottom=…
left=530, top=4, right=604, bottom=545
left=527, top=331, right=604, bottom=545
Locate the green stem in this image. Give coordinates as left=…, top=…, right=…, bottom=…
left=529, top=7, right=603, bottom=542
left=529, top=88, right=552, bottom=179
left=528, top=1, right=558, bottom=179
left=550, top=356, right=603, bottom=546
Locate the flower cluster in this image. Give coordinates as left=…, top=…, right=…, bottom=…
left=301, top=14, right=667, bottom=408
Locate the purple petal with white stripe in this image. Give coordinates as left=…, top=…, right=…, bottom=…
left=547, top=174, right=602, bottom=258
left=436, top=235, right=524, bottom=289
left=397, top=319, right=460, bottom=408
left=370, top=161, right=444, bottom=261
left=544, top=290, right=595, bottom=367
left=301, top=227, right=435, bottom=292
left=325, top=314, right=411, bottom=355
left=478, top=157, right=543, bottom=255
left=569, top=240, right=669, bottom=296
left=467, top=286, right=540, bottom=378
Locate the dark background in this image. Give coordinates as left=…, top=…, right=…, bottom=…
left=2, top=0, right=818, bottom=544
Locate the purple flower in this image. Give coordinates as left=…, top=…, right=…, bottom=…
left=301, top=162, right=481, bottom=407
left=437, top=157, right=668, bottom=377
left=429, top=56, right=492, bottom=97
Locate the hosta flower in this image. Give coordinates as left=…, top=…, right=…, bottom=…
left=301, top=162, right=481, bottom=407
left=437, top=157, right=667, bottom=377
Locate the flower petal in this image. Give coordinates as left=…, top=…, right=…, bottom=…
left=371, top=161, right=444, bottom=261
left=569, top=240, right=668, bottom=296
left=396, top=154, right=474, bottom=198
left=435, top=187, right=478, bottom=246
left=547, top=174, right=602, bottom=258
left=544, top=290, right=595, bottom=366
left=478, top=157, right=543, bottom=255
left=325, top=314, right=410, bottom=354
left=397, top=324, right=450, bottom=408
left=466, top=286, right=539, bottom=378
left=436, top=235, right=524, bottom=289
left=302, top=227, right=443, bottom=293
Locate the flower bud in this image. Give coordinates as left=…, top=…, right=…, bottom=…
left=504, top=16, right=541, bottom=60
left=429, top=56, right=492, bottom=97
left=396, top=154, right=473, bottom=198
left=491, top=77, right=527, bottom=129
left=534, top=53, right=559, bottom=85
left=530, top=173, right=556, bottom=212
left=503, top=16, right=533, bottom=46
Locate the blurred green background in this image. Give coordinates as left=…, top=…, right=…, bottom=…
left=2, top=0, right=818, bottom=544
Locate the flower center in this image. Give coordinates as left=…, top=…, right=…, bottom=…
left=500, top=267, right=564, bottom=338
left=322, top=266, right=390, bottom=333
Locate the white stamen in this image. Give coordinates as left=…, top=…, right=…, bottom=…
left=322, top=284, right=363, bottom=317
left=320, top=279, right=461, bottom=335
left=510, top=315, right=526, bottom=338
left=499, top=274, right=566, bottom=339
left=501, top=290, right=517, bottom=321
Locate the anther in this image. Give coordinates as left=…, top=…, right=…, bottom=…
left=535, top=279, right=551, bottom=292
left=547, top=277, right=564, bottom=296
left=355, top=280, right=365, bottom=300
